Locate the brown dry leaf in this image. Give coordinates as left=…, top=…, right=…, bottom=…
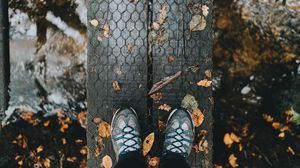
left=197, top=79, right=212, bottom=87
left=102, top=155, right=113, bottom=168
left=202, top=5, right=209, bottom=16
left=167, top=55, right=175, bottom=63
left=238, top=144, right=243, bottom=151
left=98, top=121, right=112, bottom=138
left=224, top=133, right=240, bottom=148
left=20, top=111, right=37, bottom=124
left=75, top=139, right=83, bottom=144
left=44, top=158, right=51, bottom=168
left=149, top=157, right=160, bottom=167
left=272, top=122, right=282, bottom=130
left=80, top=146, right=88, bottom=155
left=89, top=19, right=99, bottom=27
left=127, top=42, right=134, bottom=53
left=93, top=117, right=103, bottom=124
left=36, top=145, right=44, bottom=153
left=192, top=108, right=204, bottom=127
left=43, top=120, right=50, bottom=127
left=217, top=17, right=232, bottom=29
left=16, top=134, right=28, bottom=149
left=112, top=80, right=121, bottom=91
left=67, top=156, right=77, bottom=162
left=15, top=155, right=24, bottom=166
left=189, top=15, right=206, bottom=31
left=62, top=138, right=67, bottom=145
left=158, top=5, right=168, bottom=24
left=143, top=132, right=155, bottom=156
left=103, top=24, right=110, bottom=38
left=60, top=122, right=69, bottom=132
left=77, top=111, right=87, bottom=129
left=287, top=146, right=296, bottom=155
left=280, top=125, right=289, bottom=132
left=150, top=92, right=163, bottom=102
left=152, top=22, right=160, bottom=30
left=262, top=114, right=273, bottom=122
left=115, top=67, right=123, bottom=76
left=214, top=165, right=223, bottom=168
left=228, top=154, right=238, bottom=168
left=278, top=132, right=285, bottom=139
left=158, top=104, right=172, bottom=112
left=198, top=139, right=209, bottom=154
left=205, top=70, right=212, bottom=78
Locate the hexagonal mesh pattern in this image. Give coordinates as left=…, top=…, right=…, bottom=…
left=87, top=0, right=212, bottom=167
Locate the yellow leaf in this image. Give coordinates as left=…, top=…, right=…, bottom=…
left=44, top=158, right=51, bottom=168
left=228, top=154, right=238, bottom=168
left=112, top=80, right=121, bottom=91
left=103, top=24, right=110, bottom=38
left=278, top=132, right=285, bottom=139
left=143, top=132, right=155, bottom=156
left=98, top=122, right=112, bottom=138
left=262, top=114, right=273, bottom=122
left=43, top=120, right=50, bottom=127
left=158, top=104, right=172, bottom=112
left=102, top=155, right=113, bottom=168
left=192, top=108, right=204, bottom=127
left=36, top=145, right=44, bottom=153
left=224, top=133, right=240, bottom=148
left=197, top=79, right=212, bottom=87
left=272, top=122, right=281, bottom=130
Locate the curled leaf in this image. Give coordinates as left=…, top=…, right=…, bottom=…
left=197, top=79, right=212, bottom=87
left=143, top=132, right=155, bottom=156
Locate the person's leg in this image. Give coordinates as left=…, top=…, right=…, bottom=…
left=159, top=108, right=195, bottom=168
left=111, top=107, right=147, bottom=168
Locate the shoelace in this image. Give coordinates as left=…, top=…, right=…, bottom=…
left=114, top=125, right=140, bottom=154
left=165, top=127, right=193, bottom=156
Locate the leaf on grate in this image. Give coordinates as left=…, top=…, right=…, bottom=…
left=272, top=122, right=282, bottom=130
left=102, top=155, right=113, bottom=168
left=204, top=69, right=212, bottom=78
left=127, top=42, right=134, bottom=53
left=181, top=94, right=199, bottom=112
left=202, top=5, right=209, bottom=17
left=36, top=145, right=44, bottom=153
left=228, top=154, right=238, bottom=168
left=197, top=79, right=212, bottom=87
left=149, top=71, right=182, bottom=95
left=112, top=80, right=121, bottom=91
left=103, top=24, right=110, bottom=38
left=143, top=132, right=155, bottom=156
left=167, top=55, right=175, bottom=63
left=89, top=19, right=99, bottom=27
left=149, top=157, right=160, bottom=167
left=152, top=22, right=160, bottom=30
left=98, top=121, right=112, bottom=138
left=158, top=5, right=168, bottom=24
left=192, top=108, right=204, bottom=127
left=93, top=117, right=102, bottom=124
left=44, top=158, right=51, bottom=168
left=189, top=15, right=206, bottom=32
left=158, top=104, right=172, bottom=112
left=185, top=65, right=200, bottom=73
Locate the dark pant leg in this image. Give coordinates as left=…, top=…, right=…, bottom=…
left=158, top=152, right=190, bottom=168
left=115, top=151, right=148, bottom=168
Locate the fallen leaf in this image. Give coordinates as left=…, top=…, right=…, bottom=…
left=127, top=43, right=134, bottom=53
left=77, top=111, right=87, bottom=129
left=152, top=22, right=160, bottom=30
left=89, top=19, right=99, bottom=27
left=80, top=146, right=88, bottom=155
left=287, top=146, right=295, bottom=155
left=202, top=5, right=209, bottom=16
left=103, top=24, right=110, bottom=38
left=272, top=122, right=282, bottom=130
left=149, top=71, right=182, bottom=95
left=158, top=5, right=168, bottom=24
left=67, top=156, right=77, bottom=162
left=224, top=133, right=240, bottom=148
left=150, top=92, right=163, bottom=102
left=158, top=104, right=172, bottom=112
left=98, top=121, right=112, bottom=138
left=204, top=70, right=212, bottom=78
left=167, top=55, right=175, bottom=63
left=192, top=108, right=204, bottom=127
left=278, top=132, right=285, bottom=139
left=44, top=158, right=51, bottom=168
left=43, top=120, right=50, bottom=127
left=93, top=117, right=102, bottom=124
left=228, top=154, right=238, bottom=168
left=102, top=155, right=113, bottom=168
left=217, top=17, right=232, bottom=29
left=143, top=132, right=155, bottom=156
left=197, top=79, right=212, bottom=87
left=189, top=15, right=206, bottom=31
left=181, top=94, right=199, bottom=112
left=262, top=114, right=273, bottom=122
left=198, top=139, right=209, bottom=154
left=36, top=145, right=44, bottom=153
left=149, top=157, right=160, bottom=167
left=115, top=67, right=123, bottom=76
left=62, top=138, right=67, bottom=145
left=112, top=80, right=121, bottom=91
left=158, top=120, right=166, bottom=132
